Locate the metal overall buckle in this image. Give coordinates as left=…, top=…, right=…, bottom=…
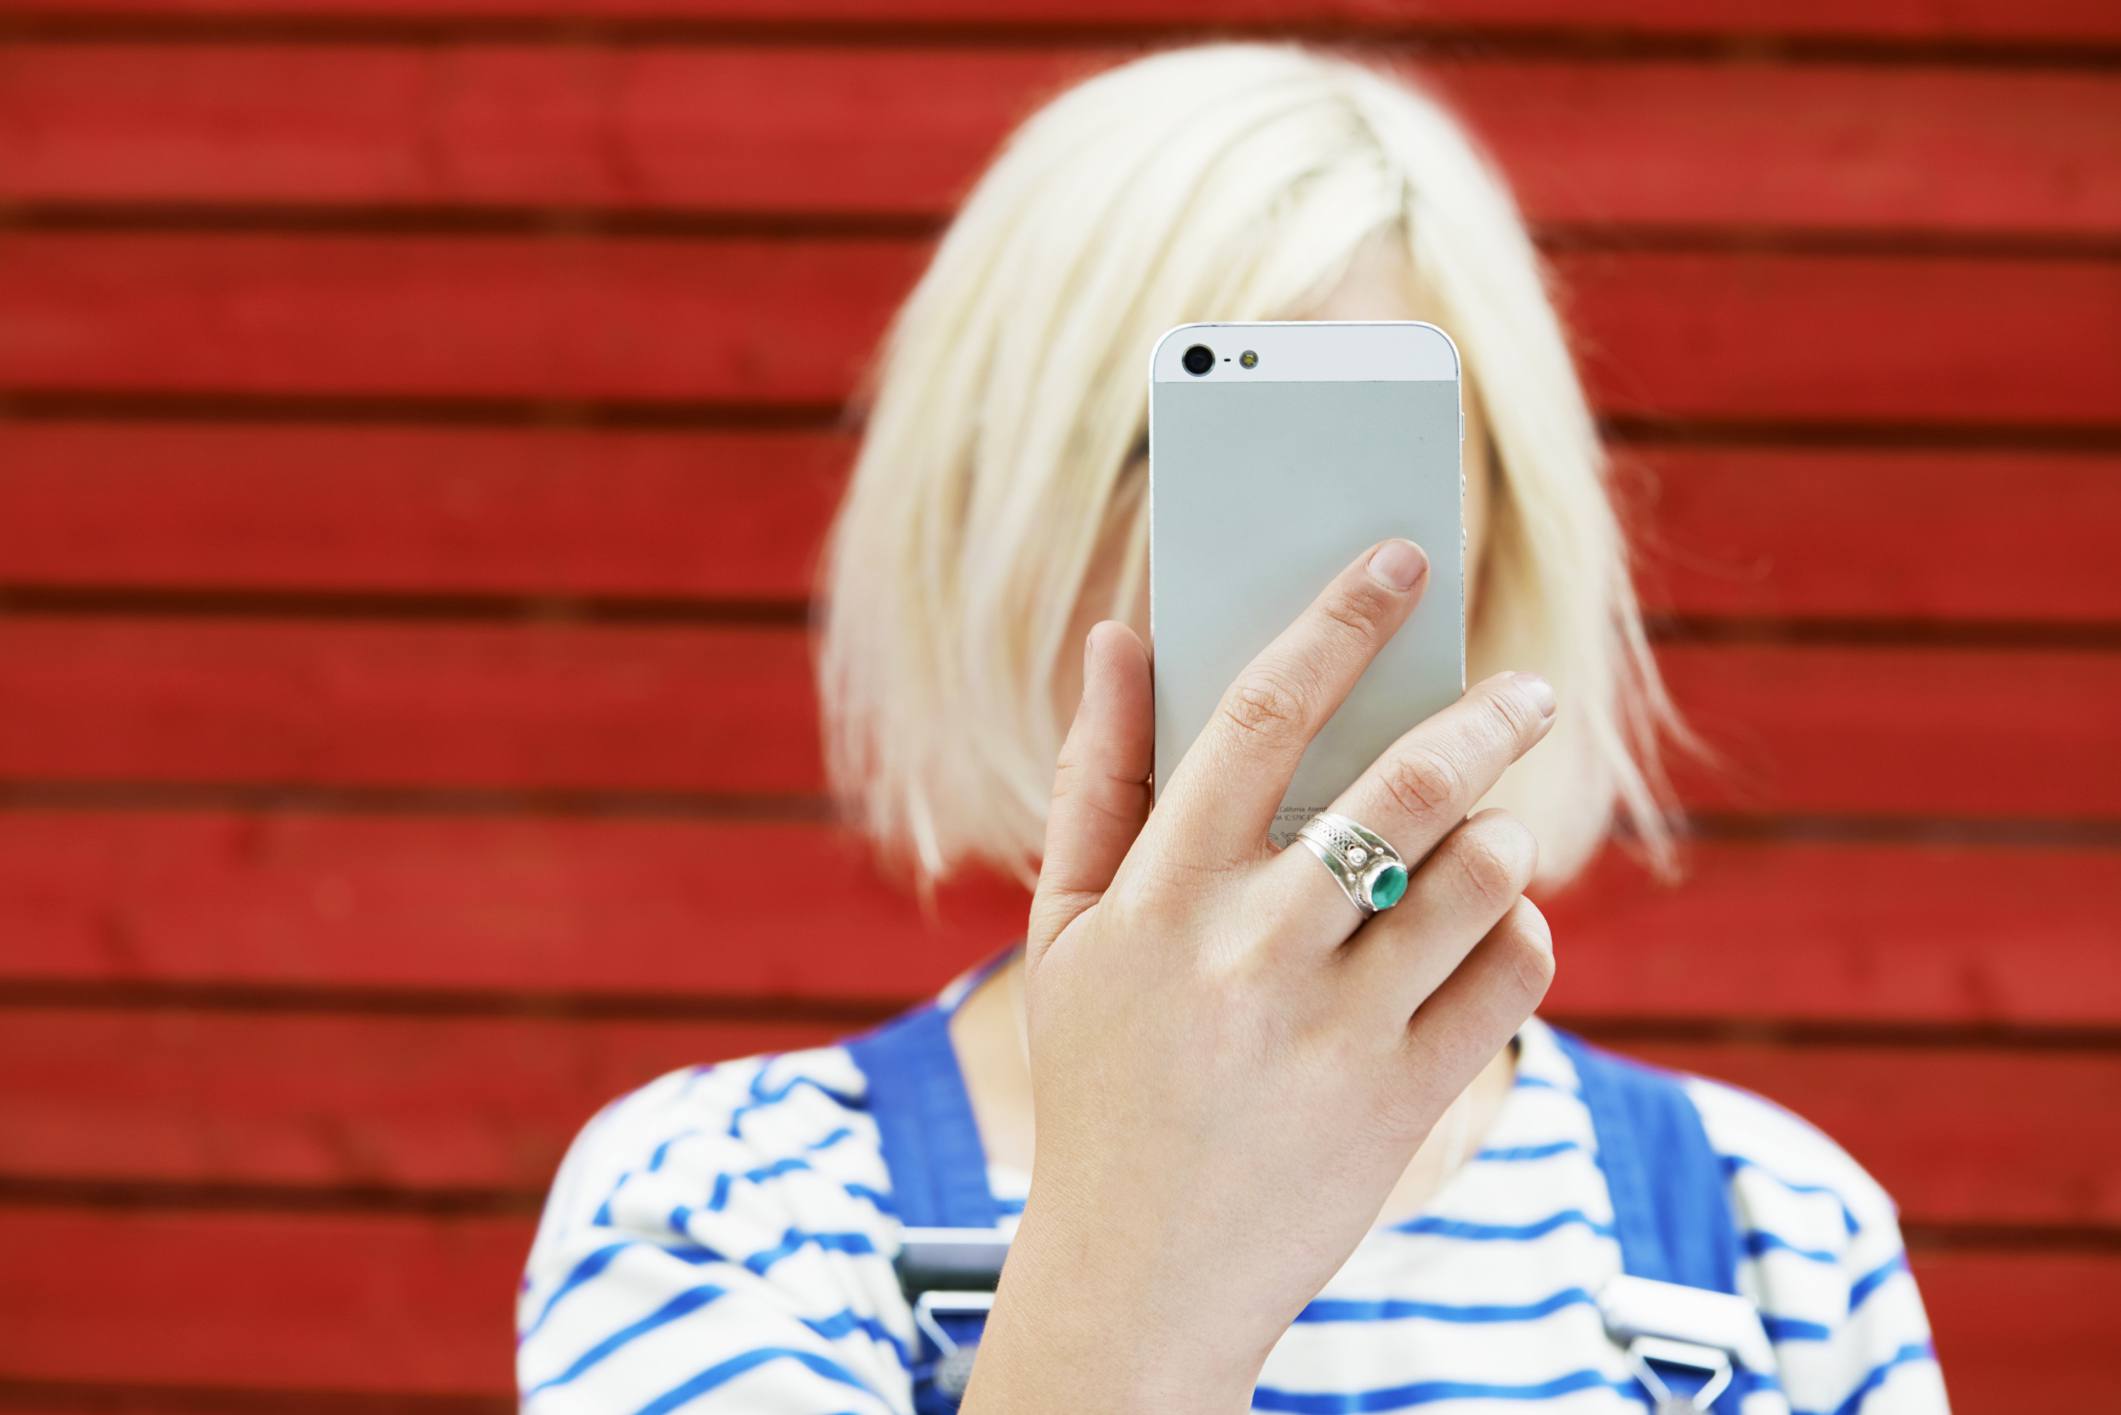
left=911, top=1288, right=993, bottom=1401
left=896, top=1227, right=1012, bottom=1407
left=1598, top=1274, right=1774, bottom=1414
left=1625, top=1333, right=1733, bottom=1414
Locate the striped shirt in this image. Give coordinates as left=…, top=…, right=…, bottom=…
left=518, top=967, right=1947, bottom=1414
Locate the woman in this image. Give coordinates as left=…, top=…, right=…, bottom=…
left=518, top=43, right=1946, bottom=1414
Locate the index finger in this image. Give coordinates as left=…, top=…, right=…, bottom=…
left=1149, top=538, right=1430, bottom=867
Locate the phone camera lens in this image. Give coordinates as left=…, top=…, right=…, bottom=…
left=1182, top=344, right=1214, bottom=376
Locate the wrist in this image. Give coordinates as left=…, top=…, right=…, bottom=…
left=961, top=1199, right=1264, bottom=1415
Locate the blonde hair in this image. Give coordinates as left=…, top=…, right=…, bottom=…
left=816, top=41, right=1680, bottom=890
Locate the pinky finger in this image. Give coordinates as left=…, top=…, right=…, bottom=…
left=1397, top=898, right=1555, bottom=1119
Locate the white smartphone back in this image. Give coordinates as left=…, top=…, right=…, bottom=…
left=1148, top=321, right=1465, bottom=846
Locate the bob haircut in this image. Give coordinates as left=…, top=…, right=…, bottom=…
left=816, top=41, right=1679, bottom=891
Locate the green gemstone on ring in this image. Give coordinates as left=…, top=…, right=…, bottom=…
left=1366, top=862, right=1409, bottom=910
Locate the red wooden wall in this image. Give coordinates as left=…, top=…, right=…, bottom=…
left=1, top=3, right=2118, bottom=1410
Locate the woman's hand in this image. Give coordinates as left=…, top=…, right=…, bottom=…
left=964, top=539, right=1558, bottom=1414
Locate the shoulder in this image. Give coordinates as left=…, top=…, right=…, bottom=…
left=514, top=1044, right=920, bottom=1409
left=1678, top=1070, right=1948, bottom=1412
left=530, top=1041, right=893, bottom=1252
left=1680, top=1072, right=1900, bottom=1252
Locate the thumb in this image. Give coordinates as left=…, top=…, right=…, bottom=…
left=1026, top=620, right=1153, bottom=969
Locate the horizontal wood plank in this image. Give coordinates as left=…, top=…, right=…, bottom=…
left=1654, top=641, right=2121, bottom=820
left=0, top=1010, right=830, bottom=1198
left=1620, top=1041, right=2121, bottom=1230
left=1422, top=60, right=2121, bottom=240
left=3, top=0, right=2116, bottom=47
left=0, top=1397, right=502, bottom=1415
left=1544, top=840, right=2121, bottom=1026
left=1561, top=249, right=2121, bottom=430
left=0, top=617, right=825, bottom=796
left=3, top=1006, right=2115, bottom=1231
left=3, top=812, right=2115, bottom=1025
left=2, top=422, right=2116, bottom=625
left=0, top=232, right=923, bottom=407
left=0, top=1208, right=521, bottom=1395
left=4, top=46, right=2115, bottom=239
left=0, top=811, right=1025, bottom=1005
left=1621, top=445, right=2121, bottom=625
left=1, top=617, right=2114, bottom=817
left=0, top=1205, right=2107, bottom=1407
left=2, top=234, right=2115, bottom=426
left=0, top=423, right=850, bottom=602
left=1913, top=1250, right=2121, bottom=1413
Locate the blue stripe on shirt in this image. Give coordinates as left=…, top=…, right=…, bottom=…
left=1763, top=1313, right=1835, bottom=1343
left=1745, top=1228, right=1842, bottom=1264
left=1798, top=1341, right=1936, bottom=1415
left=633, top=1345, right=876, bottom=1414
left=602, top=1151, right=880, bottom=1231
left=1297, top=1287, right=1597, bottom=1325
left=528, top=1284, right=910, bottom=1402
left=1511, top=1073, right=1577, bottom=1095
left=734, top=1225, right=878, bottom=1275
left=1474, top=1139, right=1583, bottom=1162
left=799, top=1306, right=907, bottom=1357
left=525, top=1227, right=865, bottom=1344
left=1849, top=1251, right=1909, bottom=1312
left=1390, top=1209, right=1616, bottom=1242
left=521, top=1240, right=634, bottom=1344
left=1724, top=1154, right=1862, bottom=1236
left=1252, top=1367, right=1621, bottom=1411
left=725, top=1068, right=866, bottom=1139
left=845, top=1182, right=896, bottom=1214
left=525, top=1284, right=726, bottom=1399
left=649, top=1129, right=698, bottom=1172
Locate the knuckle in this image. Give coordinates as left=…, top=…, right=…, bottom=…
left=1074, top=777, right=1146, bottom=838
left=1318, top=578, right=1396, bottom=642
left=1137, top=849, right=1233, bottom=896
left=1500, top=901, right=1556, bottom=999
left=1379, top=1072, right=1447, bottom=1136
left=1049, top=752, right=1131, bottom=823
left=1218, top=663, right=1312, bottom=740
left=1452, top=822, right=1533, bottom=910
left=1048, top=751, right=1088, bottom=800
left=1379, top=745, right=1464, bottom=822
left=1484, top=681, right=1544, bottom=745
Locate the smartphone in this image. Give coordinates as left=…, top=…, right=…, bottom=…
left=1148, top=320, right=1464, bottom=847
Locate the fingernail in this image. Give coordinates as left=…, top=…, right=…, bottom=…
left=1512, top=671, right=1557, bottom=720
left=1366, top=539, right=1428, bottom=592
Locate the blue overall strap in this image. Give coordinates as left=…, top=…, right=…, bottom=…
left=844, top=1001, right=1001, bottom=1229
left=1552, top=1028, right=1754, bottom=1412
left=1551, top=1027, right=1740, bottom=1295
left=846, top=1002, right=1002, bottom=1413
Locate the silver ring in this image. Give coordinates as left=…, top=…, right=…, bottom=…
left=1296, top=812, right=1410, bottom=917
